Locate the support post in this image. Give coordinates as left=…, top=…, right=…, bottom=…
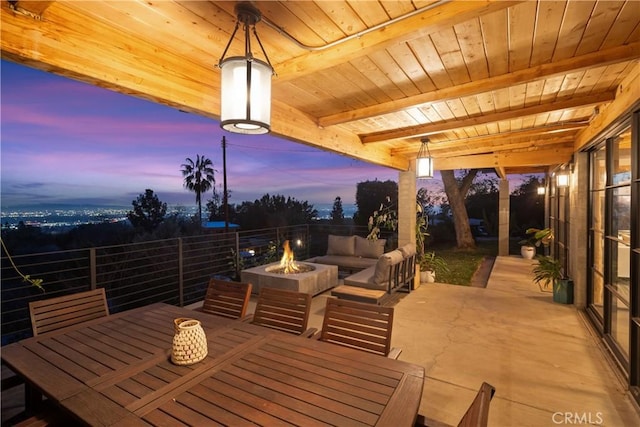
left=498, top=179, right=510, bottom=256
left=398, top=170, right=416, bottom=249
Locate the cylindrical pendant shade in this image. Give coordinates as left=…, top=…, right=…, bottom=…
left=220, top=57, right=272, bottom=134
left=416, top=157, right=434, bottom=179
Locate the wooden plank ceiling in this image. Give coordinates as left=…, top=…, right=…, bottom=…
left=2, top=0, right=639, bottom=176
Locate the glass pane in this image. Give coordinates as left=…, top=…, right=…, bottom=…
left=612, top=186, right=631, bottom=238
left=612, top=239, right=631, bottom=299
left=592, top=147, right=607, bottom=189
left=611, top=296, right=630, bottom=358
left=558, top=221, right=565, bottom=244
left=612, top=129, right=631, bottom=185
left=592, top=271, right=604, bottom=316
left=593, top=230, right=604, bottom=275
left=591, top=190, right=605, bottom=232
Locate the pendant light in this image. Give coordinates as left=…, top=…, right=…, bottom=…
left=416, top=138, right=434, bottom=179
left=219, top=3, right=274, bottom=134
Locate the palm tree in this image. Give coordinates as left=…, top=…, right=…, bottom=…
left=181, top=155, right=216, bottom=224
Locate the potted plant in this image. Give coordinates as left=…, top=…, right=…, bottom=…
left=518, top=227, right=554, bottom=259
left=531, top=255, right=573, bottom=304
left=419, top=251, right=449, bottom=283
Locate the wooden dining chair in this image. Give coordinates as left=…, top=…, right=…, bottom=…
left=199, top=278, right=252, bottom=319
left=29, top=288, right=109, bottom=336
left=317, top=297, right=401, bottom=359
left=414, top=382, right=496, bottom=427
left=24, top=288, right=109, bottom=423
left=245, top=287, right=316, bottom=337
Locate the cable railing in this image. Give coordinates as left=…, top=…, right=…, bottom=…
left=1, top=223, right=373, bottom=345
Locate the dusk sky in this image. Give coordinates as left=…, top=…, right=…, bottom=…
left=1, top=59, right=425, bottom=212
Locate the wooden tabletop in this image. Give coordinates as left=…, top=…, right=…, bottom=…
left=2, top=303, right=424, bottom=426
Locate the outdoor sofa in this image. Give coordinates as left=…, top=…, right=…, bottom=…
left=308, top=234, right=415, bottom=294
left=309, top=234, right=385, bottom=273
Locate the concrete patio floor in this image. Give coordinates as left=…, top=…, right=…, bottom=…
left=282, top=255, right=639, bottom=426
left=3, top=256, right=638, bottom=426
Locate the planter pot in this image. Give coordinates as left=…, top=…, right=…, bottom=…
left=521, top=245, right=536, bottom=259
left=553, top=279, right=574, bottom=304
left=421, top=270, right=436, bottom=283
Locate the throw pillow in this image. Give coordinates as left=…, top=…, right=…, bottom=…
left=326, top=235, right=356, bottom=256
left=354, top=236, right=386, bottom=258
left=373, top=249, right=404, bottom=284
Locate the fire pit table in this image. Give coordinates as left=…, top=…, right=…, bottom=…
left=240, top=261, right=338, bottom=295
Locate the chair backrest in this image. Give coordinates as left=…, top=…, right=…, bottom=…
left=319, top=298, right=394, bottom=356
left=251, top=287, right=312, bottom=335
left=457, top=382, right=496, bottom=427
left=29, top=288, right=109, bottom=336
left=202, top=278, right=252, bottom=319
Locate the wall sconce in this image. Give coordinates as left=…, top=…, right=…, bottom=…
left=537, top=186, right=546, bottom=195
left=556, top=172, right=569, bottom=188
left=416, top=138, right=434, bottom=179
left=219, top=3, right=274, bottom=134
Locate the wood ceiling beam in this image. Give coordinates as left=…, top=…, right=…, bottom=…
left=392, top=122, right=586, bottom=156
left=319, top=42, right=640, bottom=127
left=0, top=5, right=409, bottom=171
left=9, top=1, right=53, bottom=19
left=495, top=167, right=507, bottom=180
left=575, top=62, right=640, bottom=151
left=273, top=1, right=521, bottom=84
left=505, top=166, right=549, bottom=175
left=269, top=99, right=409, bottom=170
left=429, top=135, right=575, bottom=158
left=362, top=91, right=615, bottom=143
left=435, top=146, right=574, bottom=171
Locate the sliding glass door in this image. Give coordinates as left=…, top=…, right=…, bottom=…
left=587, top=111, right=638, bottom=405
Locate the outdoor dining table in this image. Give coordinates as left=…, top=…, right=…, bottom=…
left=1, top=302, right=425, bottom=426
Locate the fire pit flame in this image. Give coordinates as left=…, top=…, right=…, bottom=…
left=280, top=240, right=299, bottom=274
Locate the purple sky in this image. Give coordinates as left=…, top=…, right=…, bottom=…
left=2, top=60, right=426, bottom=211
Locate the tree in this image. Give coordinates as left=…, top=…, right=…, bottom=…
left=127, top=189, right=167, bottom=233
left=234, top=194, right=318, bottom=230
left=181, top=154, right=216, bottom=224
left=330, top=196, right=345, bottom=225
left=510, top=175, right=545, bottom=236
left=465, top=173, right=499, bottom=236
left=354, top=180, right=398, bottom=226
left=416, top=187, right=443, bottom=219
left=205, top=183, right=226, bottom=221
left=441, top=169, right=478, bottom=250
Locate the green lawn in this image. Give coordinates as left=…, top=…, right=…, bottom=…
left=429, top=240, right=498, bottom=286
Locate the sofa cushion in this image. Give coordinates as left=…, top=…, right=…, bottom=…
left=373, top=250, right=404, bottom=284
left=313, top=255, right=378, bottom=271
left=398, top=243, right=416, bottom=258
left=326, top=235, right=356, bottom=256
left=343, top=267, right=386, bottom=290
left=354, top=236, right=386, bottom=258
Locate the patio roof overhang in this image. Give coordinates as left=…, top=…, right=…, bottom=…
left=1, top=1, right=639, bottom=176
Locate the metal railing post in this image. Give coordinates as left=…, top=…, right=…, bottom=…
left=306, top=224, right=310, bottom=259
left=234, top=232, right=240, bottom=278
left=89, top=248, right=97, bottom=290
left=178, top=238, right=184, bottom=307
